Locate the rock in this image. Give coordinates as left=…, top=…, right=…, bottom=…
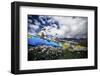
left=28, top=45, right=64, bottom=60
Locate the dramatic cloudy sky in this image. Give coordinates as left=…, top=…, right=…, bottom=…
left=28, top=15, right=88, bottom=38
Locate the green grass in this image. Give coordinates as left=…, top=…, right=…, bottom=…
left=63, top=49, right=88, bottom=59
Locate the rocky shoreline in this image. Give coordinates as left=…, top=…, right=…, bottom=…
left=28, top=45, right=64, bottom=60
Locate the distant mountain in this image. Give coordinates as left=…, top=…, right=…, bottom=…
left=59, top=38, right=87, bottom=44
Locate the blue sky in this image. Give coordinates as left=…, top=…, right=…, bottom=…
left=28, top=15, right=88, bottom=38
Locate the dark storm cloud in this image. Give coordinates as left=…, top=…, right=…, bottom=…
left=28, top=15, right=88, bottom=38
